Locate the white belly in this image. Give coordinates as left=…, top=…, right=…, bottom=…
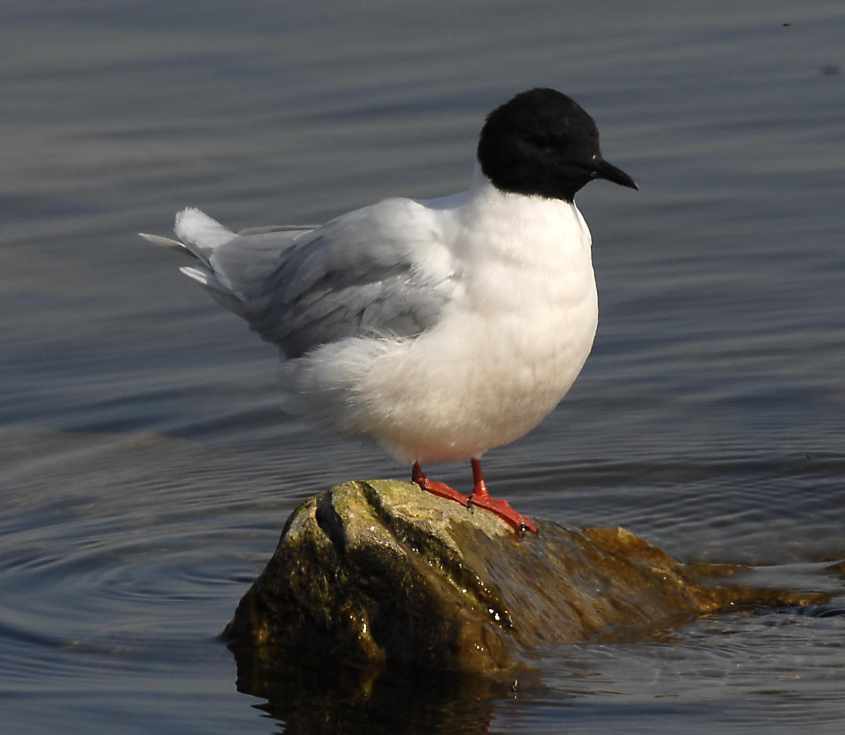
left=305, top=257, right=599, bottom=463
left=377, top=274, right=598, bottom=463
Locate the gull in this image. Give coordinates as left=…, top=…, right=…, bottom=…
left=140, top=88, right=637, bottom=534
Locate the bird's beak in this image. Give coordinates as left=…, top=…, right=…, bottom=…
left=593, top=158, right=638, bottom=190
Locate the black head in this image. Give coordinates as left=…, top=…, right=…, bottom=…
left=477, top=88, right=637, bottom=202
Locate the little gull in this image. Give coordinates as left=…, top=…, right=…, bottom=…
left=140, top=88, right=637, bottom=535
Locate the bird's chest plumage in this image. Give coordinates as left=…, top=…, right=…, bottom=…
left=473, top=268, right=598, bottom=401
left=423, top=196, right=599, bottom=455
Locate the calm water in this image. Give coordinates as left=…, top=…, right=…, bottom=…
left=2, top=1, right=845, bottom=732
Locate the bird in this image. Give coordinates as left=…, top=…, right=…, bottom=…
left=140, top=88, right=637, bottom=535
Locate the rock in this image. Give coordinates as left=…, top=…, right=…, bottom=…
left=223, top=480, right=827, bottom=675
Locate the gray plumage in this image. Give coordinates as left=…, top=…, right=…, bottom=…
left=147, top=200, right=456, bottom=360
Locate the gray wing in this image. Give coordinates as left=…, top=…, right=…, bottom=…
left=210, top=198, right=456, bottom=358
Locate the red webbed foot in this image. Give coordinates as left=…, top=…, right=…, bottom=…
left=468, top=493, right=539, bottom=535
left=468, top=458, right=539, bottom=535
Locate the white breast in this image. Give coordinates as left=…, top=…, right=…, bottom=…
left=345, top=181, right=599, bottom=463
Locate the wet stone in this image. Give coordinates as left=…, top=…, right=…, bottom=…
left=223, top=480, right=828, bottom=675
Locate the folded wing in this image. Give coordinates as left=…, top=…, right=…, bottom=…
left=143, top=198, right=456, bottom=359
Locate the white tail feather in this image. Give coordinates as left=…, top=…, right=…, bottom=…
left=174, top=207, right=234, bottom=254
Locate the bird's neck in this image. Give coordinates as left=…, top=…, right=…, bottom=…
left=467, top=165, right=585, bottom=232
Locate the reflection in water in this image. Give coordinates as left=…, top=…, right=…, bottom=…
left=231, top=596, right=845, bottom=733
left=232, top=647, right=509, bottom=735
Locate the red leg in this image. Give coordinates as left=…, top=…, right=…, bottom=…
left=468, top=459, right=538, bottom=535
left=412, top=462, right=470, bottom=507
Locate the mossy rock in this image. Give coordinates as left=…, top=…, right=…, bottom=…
left=224, top=480, right=826, bottom=674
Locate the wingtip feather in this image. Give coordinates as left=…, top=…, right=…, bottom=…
left=179, top=265, right=212, bottom=286
left=138, top=232, right=184, bottom=248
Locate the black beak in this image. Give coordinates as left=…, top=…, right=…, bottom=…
left=593, top=158, right=638, bottom=190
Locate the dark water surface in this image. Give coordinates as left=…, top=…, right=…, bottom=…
left=2, top=1, right=844, bottom=732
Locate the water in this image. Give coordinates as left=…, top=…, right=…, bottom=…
left=2, top=1, right=844, bottom=732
